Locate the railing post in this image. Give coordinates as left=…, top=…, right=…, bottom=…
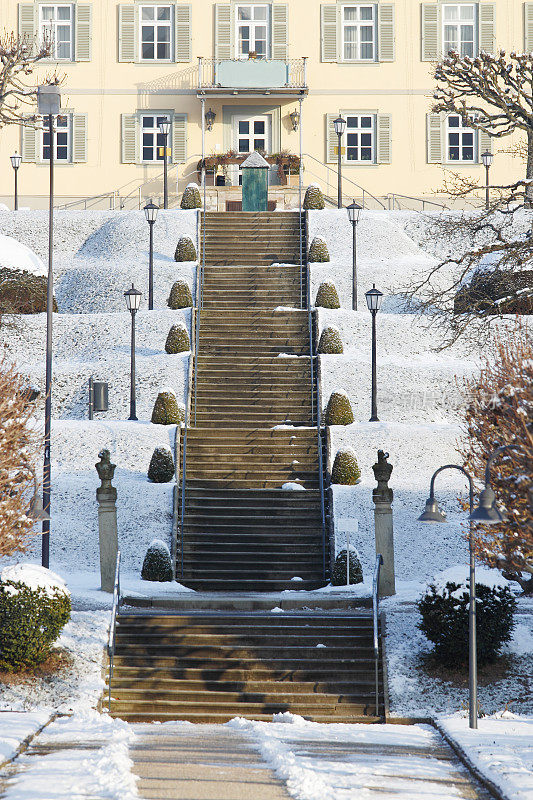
left=198, top=56, right=203, bottom=88
left=303, top=56, right=308, bottom=87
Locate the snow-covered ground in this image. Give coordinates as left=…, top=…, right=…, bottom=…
left=0, top=712, right=50, bottom=765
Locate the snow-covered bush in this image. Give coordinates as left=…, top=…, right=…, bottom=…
left=0, top=565, right=71, bottom=672
left=180, top=184, right=201, bottom=209
left=0, top=268, right=57, bottom=315
left=331, top=448, right=360, bottom=484
left=325, top=391, right=354, bottom=426
left=174, top=236, right=197, bottom=263
left=165, top=322, right=190, bottom=353
left=417, top=568, right=517, bottom=667
left=331, top=549, right=363, bottom=586
left=167, top=280, right=193, bottom=309
left=315, top=281, right=340, bottom=309
left=141, top=540, right=173, bottom=582
left=318, top=326, right=343, bottom=354
left=147, top=447, right=175, bottom=483
left=151, top=390, right=184, bottom=425
left=454, top=269, right=533, bottom=315
left=308, top=236, right=330, bottom=263
left=303, top=184, right=325, bottom=210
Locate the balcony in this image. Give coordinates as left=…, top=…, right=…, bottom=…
left=197, top=57, right=308, bottom=97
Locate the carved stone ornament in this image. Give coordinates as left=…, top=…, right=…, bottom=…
left=95, top=448, right=116, bottom=488
left=372, top=449, right=393, bottom=503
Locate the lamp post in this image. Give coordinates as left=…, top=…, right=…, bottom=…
left=144, top=200, right=159, bottom=310
left=37, top=83, right=61, bottom=569
left=347, top=201, right=362, bottom=311
left=481, top=151, right=493, bottom=211
left=158, top=119, right=171, bottom=209
left=124, top=284, right=142, bottom=421
left=10, top=152, right=21, bottom=211
left=333, top=115, right=346, bottom=209
left=365, top=284, right=383, bottom=422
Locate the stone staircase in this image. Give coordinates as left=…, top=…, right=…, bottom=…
left=199, top=211, right=303, bottom=267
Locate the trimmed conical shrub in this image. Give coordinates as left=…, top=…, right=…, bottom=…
left=331, top=550, right=363, bottom=586
left=331, top=448, right=361, bottom=485
left=151, top=390, right=184, bottom=425
left=141, top=539, right=173, bottom=582
left=180, top=183, right=201, bottom=209
left=167, top=280, right=193, bottom=309
left=315, top=281, right=340, bottom=309
left=165, top=323, right=190, bottom=354
left=308, top=236, right=330, bottom=263
left=147, top=447, right=175, bottom=483
left=303, top=185, right=325, bottom=210
left=318, top=326, right=343, bottom=354
left=174, top=236, right=197, bottom=262
left=325, top=391, right=354, bottom=425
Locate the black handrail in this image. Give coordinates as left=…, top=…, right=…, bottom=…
left=372, top=553, right=384, bottom=716
left=107, top=550, right=121, bottom=711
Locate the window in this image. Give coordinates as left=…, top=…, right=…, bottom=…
left=443, top=4, right=476, bottom=57
left=39, top=5, right=73, bottom=60
left=345, top=115, right=375, bottom=162
left=236, top=5, right=270, bottom=59
left=141, top=114, right=171, bottom=162
left=42, top=114, right=71, bottom=161
left=140, top=5, right=173, bottom=60
left=446, top=115, right=475, bottom=162
left=342, top=5, right=376, bottom=61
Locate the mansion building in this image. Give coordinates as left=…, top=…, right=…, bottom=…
left=0, top=0, right=530, bottom=208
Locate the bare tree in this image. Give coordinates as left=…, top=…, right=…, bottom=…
left=0, top=32, right=52, bottom=128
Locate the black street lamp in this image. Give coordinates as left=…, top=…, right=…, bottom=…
left=333, top=115, right=346, bottom=209
left=10, top=151, right=21, bottom=211
left=144, top=200, right=159, bottom=310
left=124, top=284, right=142, bottom=421
left=158, top=120, right=171, bottom=209
left=365, top=284, right=383, bottom=422
left=481, top=151, right=494, bottom=211
left=37, top=83, right=61, bottom=569
left=347, top=201, right=362, bottom=311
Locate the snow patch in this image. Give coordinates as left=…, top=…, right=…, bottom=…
left=1, top=564, right=70, bottom=599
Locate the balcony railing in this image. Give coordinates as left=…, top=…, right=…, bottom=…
left=198, top=57, right=307, bottom=90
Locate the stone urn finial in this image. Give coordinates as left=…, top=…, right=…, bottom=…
left=372, top=450, right=393, bottom=504
left=95, top=449, right=116, bottom=489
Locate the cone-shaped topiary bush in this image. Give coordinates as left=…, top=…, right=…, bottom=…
left=331, top=549, right=363, bottom=586
left=165, top=322, right=190, bottom=354
left=141, top=539, right=173, bottom=582
left=331, top=448, right=361, bottom=485
left=180, top=183, right=202, bottom=209
left=308, top=236, right=330, bottom=263
left=318, top=326, right=343, bottom=354
left=315, top=281, right=340, bottom=309
left=325, top=391, right=354, bottom=425
left=303, top=184, right=325, bottom=210
left=167, top=280, right=193, bottom=309
left=174, top=236, right=197, bottom=262
left=151, top=389, right=184, bottom=425
left=148, top=446, right=175, bottom=483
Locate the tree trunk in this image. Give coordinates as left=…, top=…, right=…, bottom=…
left=526, top=129, right=533, bottom=209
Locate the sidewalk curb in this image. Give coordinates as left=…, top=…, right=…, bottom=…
left=0, top=711, right=58, bottom=771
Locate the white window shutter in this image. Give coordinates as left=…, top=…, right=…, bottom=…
left=215, top=4, right=232, bottom=60
left=479, top=129, right=492, bottom=160
left=175, top=4, right=192, bottom=62
left=72, top=114, right=88, bottom=162
left=378, top=5, right=395, bottom=62
left=172, top=114, right=187, bottom=163
left=426, top=113, right=443, bottom=163
left=321, top=5, right=338, bottom=63
left=121, top=114, right=138, bottom=163
left=376, top=114, right=392, bottom=164
left=272, top=4, right=289, bottom=60
left=118, top=4, right=137, bottom=62
left=525, top=3, right=533, bottom=51
left=421, top=3, right=439, bottom=61
left=75, top=4, right=92, bottom=61
left=21, top=122, right=37, bottom=162
left=18, top=3, right=36, bottom=43
left=326, top=113, right=338, bottom=163
left=479, top=4, right=495, bottom=53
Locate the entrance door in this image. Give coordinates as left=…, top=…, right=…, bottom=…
left=231, top=114, right=271, bottom=185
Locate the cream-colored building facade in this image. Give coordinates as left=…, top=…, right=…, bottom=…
left=0, top=0, right=531, bottom=208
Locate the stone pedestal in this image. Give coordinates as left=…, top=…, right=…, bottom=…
left=372, top=450, right=396, bottom=597
left=95, top=449, right=118, bottom=593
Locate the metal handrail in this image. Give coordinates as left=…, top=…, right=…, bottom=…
left=302, top=152, right=386, bottom=210
left=106, top=549, right=121, bottom=712
left=56, top=190, right=118, bottom=211
left=372, top=553, right=384, bottom=717
left=387, top=193, right=449, bottom=212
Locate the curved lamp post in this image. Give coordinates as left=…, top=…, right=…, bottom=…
left=158, top=119, right=171, bottom=209
left=481, top=150, right=494, bottom=211
left=365, top=285, right=383, bottom=422
left=124, top=284, right=142, bottom=421
left=347, top=201, right=362, bottom=311
left=333, top=115, right=346, bottom=209
left=144, top=200, right=159, bottom=310
left=10, top=151, right=21, bottom=211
